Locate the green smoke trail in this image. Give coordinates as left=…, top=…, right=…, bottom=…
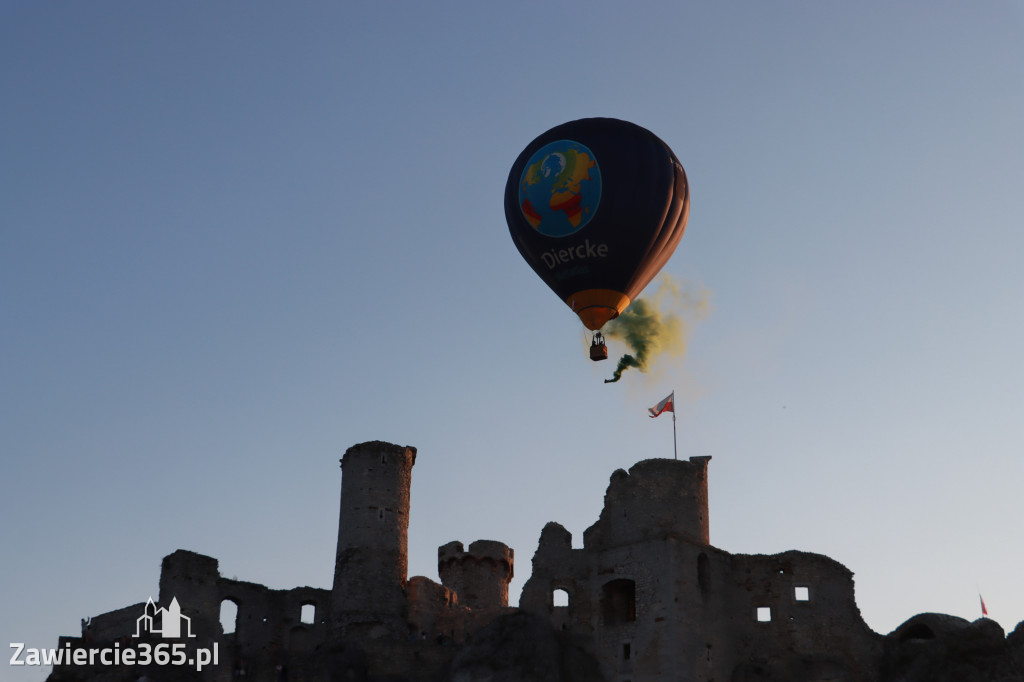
left=604, top=353, right=641, bottom=383
left=601, top=275, right=709, bottom=384
left=602, top=299, right=664, bottom=383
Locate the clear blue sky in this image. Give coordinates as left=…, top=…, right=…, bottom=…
left=2, top=2, right=1022, bottom=679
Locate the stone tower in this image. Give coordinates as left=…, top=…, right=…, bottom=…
left=331, top=440, right=416, bottom=636
left=582, top=455, right=711, bottom=549
left=438, top=540, right=514, bottom=609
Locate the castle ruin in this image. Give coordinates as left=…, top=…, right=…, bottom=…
left=47, top=440, right=1024, bottom=682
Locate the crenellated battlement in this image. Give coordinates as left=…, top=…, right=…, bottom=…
left=438, top=540, right=514, bottom=610
left=438, top=540, right=514, bottom=573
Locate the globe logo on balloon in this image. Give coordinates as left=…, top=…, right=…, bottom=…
left=519, top=140, right=602, bottom=238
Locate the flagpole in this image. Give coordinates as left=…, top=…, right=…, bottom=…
left=648, top=391, right=678, bottom=459
left=672, top=389, right=677, bottom=460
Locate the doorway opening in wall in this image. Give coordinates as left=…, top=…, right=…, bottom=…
left=601, top=579, right=636, bottom=625
left=553, top=588, right=569, bottom=608
left=301, top=603, right=316, bottom=624
left=622, top=642, right=631, bottom=660
left=220, top=599, right=239, bottom=634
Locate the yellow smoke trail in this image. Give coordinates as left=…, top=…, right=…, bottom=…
left=603, top=275, right=710, bottom=383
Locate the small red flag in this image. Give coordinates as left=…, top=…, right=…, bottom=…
left=980, top=594, right=988, bottom=616
left=648, top=392, right=674, bottom=418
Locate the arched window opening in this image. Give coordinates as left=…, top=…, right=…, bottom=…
left=697, top=553, right=711, bottom=597
left=601, top=579, right=636, bottom=625
left=220, top=599, right=239, bottom=635
left=300, top=603, right=316, bottom=624
left=553, top=588, right=570, bottom=608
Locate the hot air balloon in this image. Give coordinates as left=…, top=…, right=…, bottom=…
left=504, top=118, right=689, bottom=360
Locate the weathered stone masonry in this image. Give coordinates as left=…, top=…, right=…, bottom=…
left=521, top=457, right=885, bottom=680
left=48, top=441, right=1024, bottom=682
left=331, top=441, right=416, bottom=639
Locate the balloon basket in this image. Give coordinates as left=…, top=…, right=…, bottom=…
left=589, top=332, right=608, bottom=362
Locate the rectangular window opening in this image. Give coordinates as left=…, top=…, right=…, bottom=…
left=622, top=642, right=631, bottom=660
left=756, top=606, right=772, bottom=622
left=794, top=586, right=810, bottom=602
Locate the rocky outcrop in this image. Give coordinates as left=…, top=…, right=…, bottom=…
left=881, top=614, right=1024, bottom=682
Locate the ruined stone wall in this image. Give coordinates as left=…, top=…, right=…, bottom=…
left=159, top=549, right=223, bottom=640
left=582, top=537, right=741, bottom=682
left=521, top=457, right=887, bottom=682
left=582, top=456, right=711, bottom=550
left=521, top=456, right=716, bottom=680
left=53, top=550, right=331, bottom=682
left=586, top=538, right=666, bottom=680
left=407, top=575, right=463, bottom=643
left=156, top=549, right=332, bottom=656
left=216, top=578, right=330, bottom=659
left=331, top=441, right=416, bottom=636
left=45, top=443, right=1024, bottom=682
left=685, top=546, right=741, bottom=682
left=725, top=550, right=883, bottom=680
left=520, top=522, right=594, bottom=634
left=80, top=602, right=146, bottom=643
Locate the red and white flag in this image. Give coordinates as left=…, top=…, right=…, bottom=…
left=648, top=392, right=674, bottom=418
